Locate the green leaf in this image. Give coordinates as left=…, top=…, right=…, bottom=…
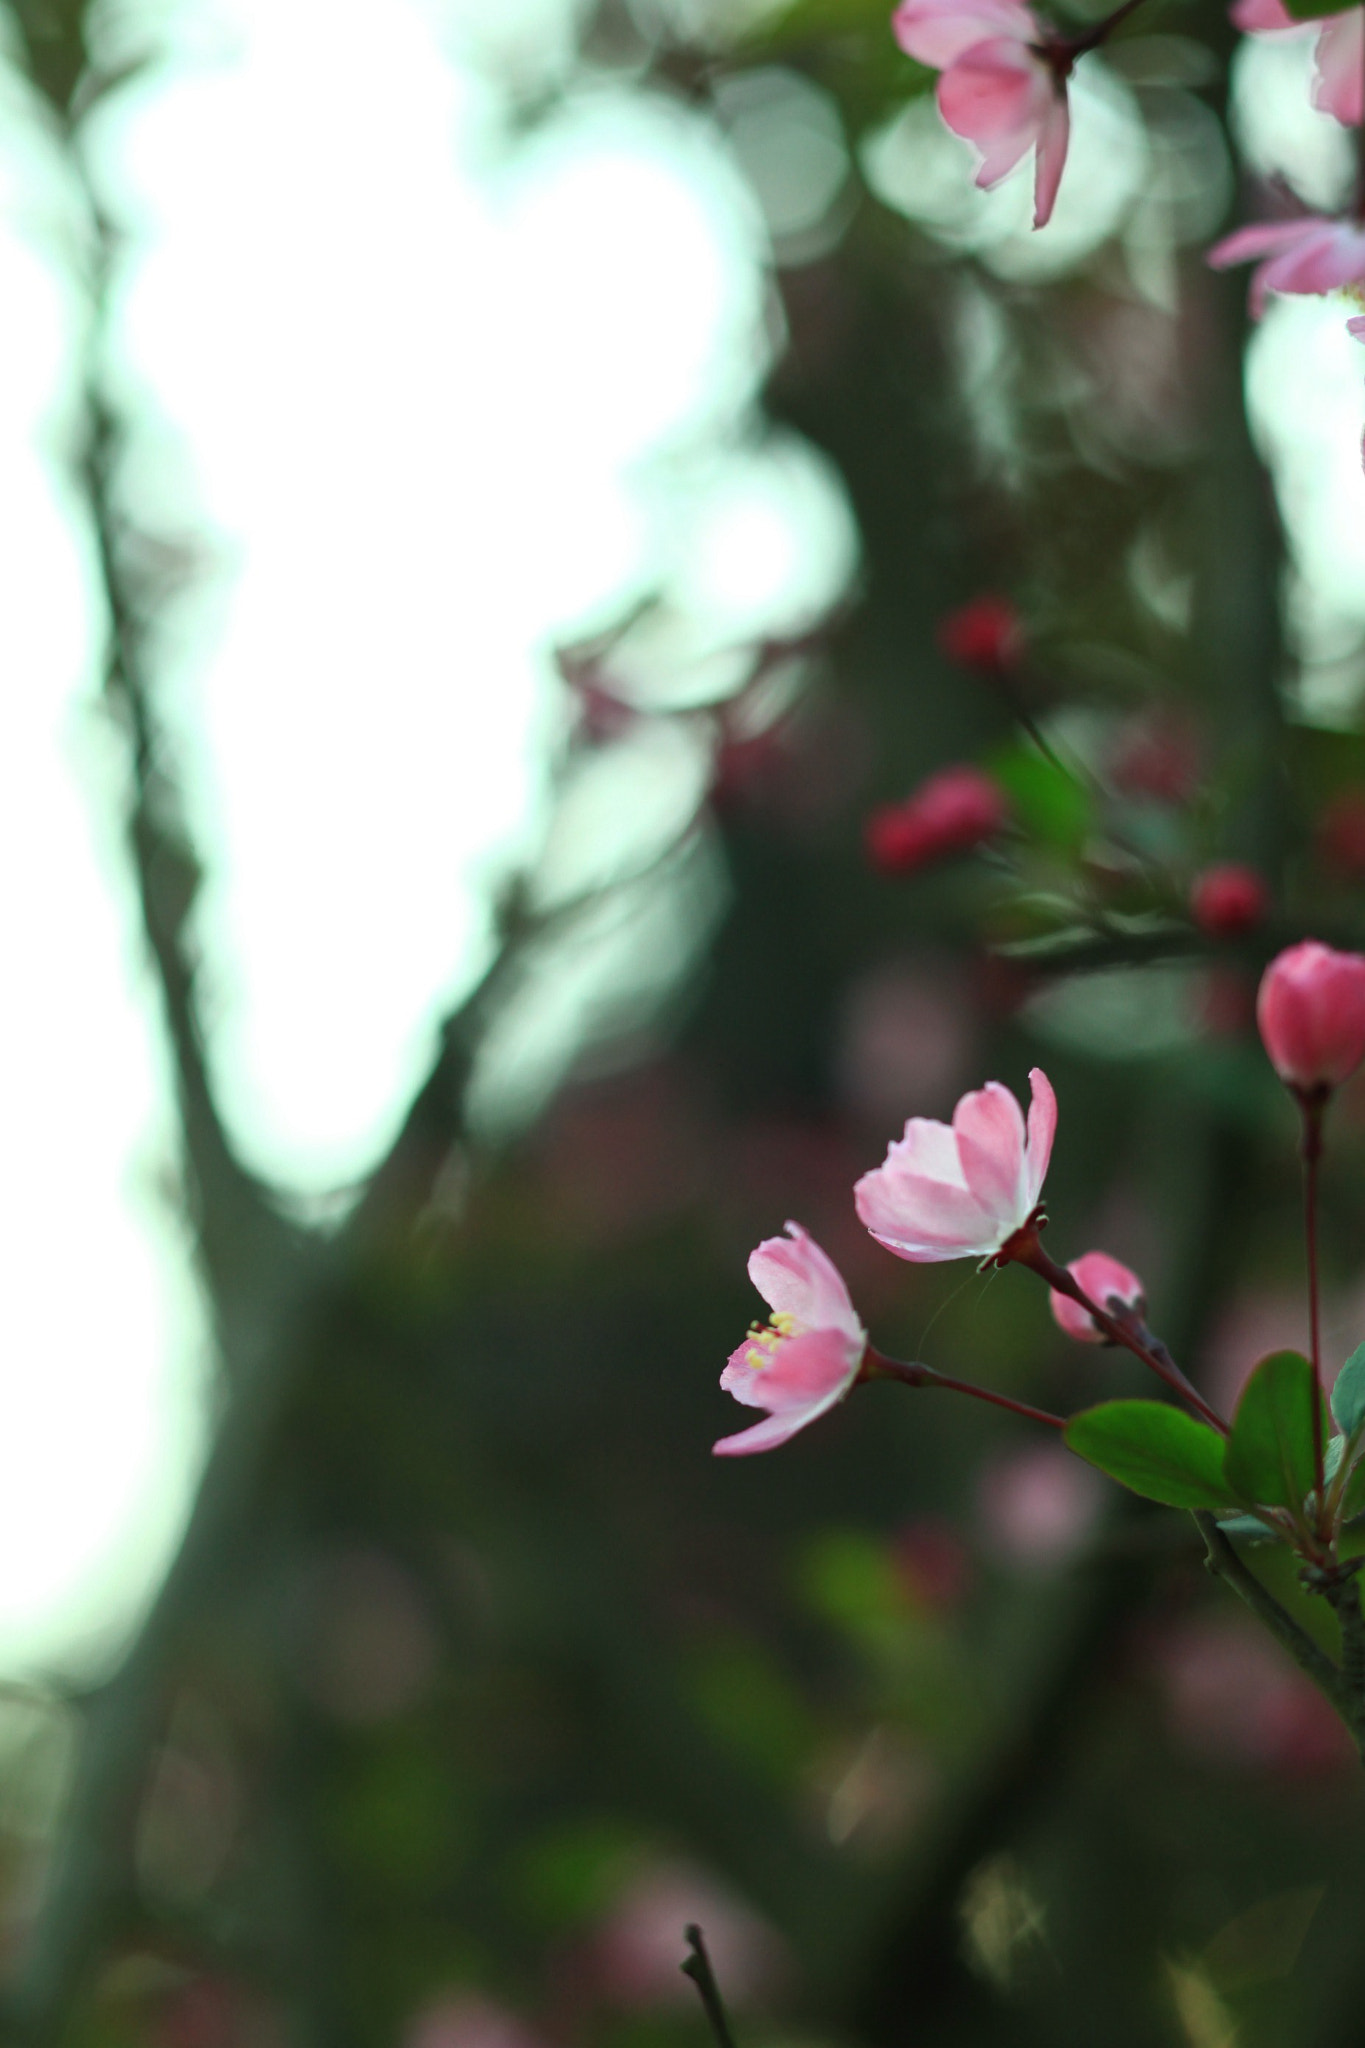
left=1344, top=1459, right=1365, bottom=1522
left=1225, top=1351, right=1329, bottom=1509
left=1283, top=0, right=1353, bottom=17
left=987, top=747, right=1092, bottom=850
left=1332, top=1343, right=1365, bottom=1440
left=1064, top=1401, right=1238, bottom=1509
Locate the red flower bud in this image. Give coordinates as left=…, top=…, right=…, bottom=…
left=936, top=595, right=1022, bottom=673
left=1190, top=862, right=1270, bottom=938
left=1257, top=939, right=1365, bottom=1093
left=864, top=765, right=1010, bottom=876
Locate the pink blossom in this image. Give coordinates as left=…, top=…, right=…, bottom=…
left=1256, top=939, right=1365, bottom=1091
left=1230, top=0, right=1363, bottom=126
left=854, top=1068, right=1057, bottom=1263
left=937, top=593, right=1023, bottom=671
left=892, top=0, right=1071, bottom=228
left=714, top=1223, right=867, bottom=1455
left=1049, top=1250, right=1145, bottom=1343
left=1189, top=861, right=1270, bottom=938
left=977, top=1441, right=1106, bottom=1565
left=864, top=764, right=1010, bottom=875
left=1207, top=213, right=1365, bottom=318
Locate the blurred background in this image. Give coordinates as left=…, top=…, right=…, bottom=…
left=9, top=0, right=1365, bottom=2041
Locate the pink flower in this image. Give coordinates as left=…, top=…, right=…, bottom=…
left=864, top=764, right=1010, bottom=876
left=937, top=593, right=1024, bottom=672
left=714, top=1224, right=867, bottom=1455
left=1207, top=213, right=1365, bottom=318
left=892, top=0, right=1071, bottom=228
left=1256, top=939, right=1365, bottom=1091
left=1049, top=1250, right=1145, bottom=1343
left=1230, top=0, right=1363, bottom=126
left=854, top=1068, right=1057, bottom=1263
left=1189, top=861, right=1270, bottom=938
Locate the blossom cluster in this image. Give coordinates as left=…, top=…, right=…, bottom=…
left=891, top=0, right=1365, bottom=340
left=715, top=939, right=1365, bottom=1457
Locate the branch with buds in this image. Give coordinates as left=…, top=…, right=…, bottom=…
left=710, top=940, right=1365, bottom=1759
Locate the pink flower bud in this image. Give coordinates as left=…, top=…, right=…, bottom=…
left=1049, top=1250, right=1145, bottom=1344
left=1189, top=862, right=1270, bottom=938
left=1256, top=939, right=1365, bottom=1092
left=863, top=765, right=1009, bottom=877
left=936, top=595, right=1022, bottom=672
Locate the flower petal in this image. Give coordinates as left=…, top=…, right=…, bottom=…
left=893, top=0, right=1038, bottom=68
left=720, top=1326, right=861, bottom=1413
left=1231, top=0, right=1300, bottom=30
left=1206, top=217, right=1326, bottom=269
left=1259, top=224, right=1365, bottom=298
left=954, top=1081, right=1027, bottom=1218
left=1314, top=8, right=1364, bottom=124
left=1023, top=1067, right=1057, bottom=1208
left=714, top=1406, right=832, bottom=1456
left=854, top=1162, right=1006, bottom=1260
left=748, top=1222, right=860, bottom=1337
left=1032, top=86, right=1070, bottom=227
left=937, top=38, right=1052, bottom=185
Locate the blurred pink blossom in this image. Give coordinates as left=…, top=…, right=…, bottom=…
left=835, top=962, right=974, bottom=1126
left=936, top=593, right=1024, bottom=671
left=855, top=1069, right=1056, bottom=1263
left=714, top=1224, right=867, bottom=1456
left=1189, top=862, right=1270, bottom=938
left=891, top=1516, right=975, bottom=1610
left=977, top=1442, right=1106, bottom=1566
left=1230, top=0, right=1363, bottom=125
left=406, top=1995, right=551, bottom=2048
left=864, top=764, right=1010, bottom=876
left=893, top=0, right=1071, bottom=226
left=1208, top=214, right=1365, bottom=319
left=1153, top=1616, right=1354, bottom=1774
left=1050, top=1251, right=1145, bottom=1344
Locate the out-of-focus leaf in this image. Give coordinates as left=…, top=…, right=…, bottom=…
left=1064, top=1401, right=1237, bottom=1508
left=989, top=748, right=1093, bottom=849
left=686, top=1636, right=817, bottom=1781
left=797, top=1527, right=910, bottom=1644
left=1225, top=1350, right=1327, bottom=1509
left=1202, top=1885, right=1325, bottom=1990
left=510, top=1817, right=642, bottom=1929
left=1332, top=1342, right=1365, bottom=1439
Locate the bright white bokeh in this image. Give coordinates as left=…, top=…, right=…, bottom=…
left=3, top=0, right=857, bottom=1663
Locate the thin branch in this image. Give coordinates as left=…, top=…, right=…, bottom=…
left=681, top=1925, right=740, bottom=2048
left=1193, top=1513, right=1351, bottom=1730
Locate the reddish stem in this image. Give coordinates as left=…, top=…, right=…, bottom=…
left=866, top=1350, right=1067, bottom=1431
left=1055, top=0, right=1151, bottom=67
left=1298, top=1089, right=1328, bottom=1516
left=1004, top=1224, right=1230, bottom=1436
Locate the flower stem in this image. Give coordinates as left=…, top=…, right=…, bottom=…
left=1061, top=0, right=1152, bottom=64
left=1298, top=1090, right=1328, bottom=1515
left=681, top=1927, right=740, bottom=2048
left=867, top=1350, right=1068, bottom=1430
left=1006, top=1230, right=1230, bottom=1435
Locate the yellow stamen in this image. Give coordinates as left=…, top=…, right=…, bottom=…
left=744, top=1309, right=800, bottom=1370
